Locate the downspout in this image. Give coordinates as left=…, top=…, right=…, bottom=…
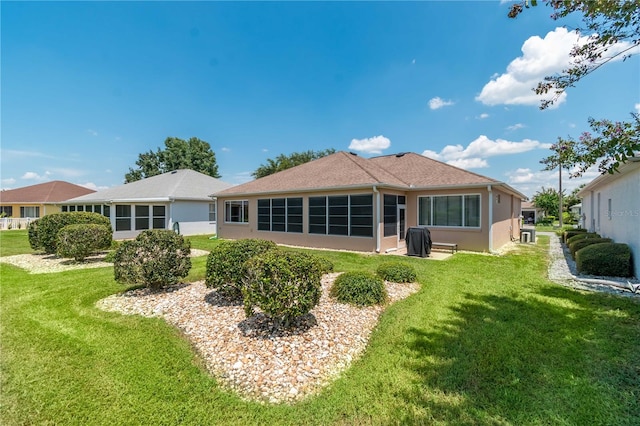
left=373, top=185, right=381, bottom=253
left=488, top=185, right=494, bottom=253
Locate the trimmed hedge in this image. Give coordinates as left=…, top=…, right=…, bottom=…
left=113, top=230, right=191, bottom=290
left=562, top=228, right=587, bottom=243
left=570, top=238, right=612, bottom=258
left=242, top=249, right=323, bottom=328
left=56, top=224, right=112, bottom=261
left=566, top=232, right=600, bottom=246
left=330, top=271, right=387, bottom=306
left=576, top=242, right=632, bottom=277
left=205, top=239, right=277, bottom=298
left=376, top=261, right=417, bottom=283
left=29, top=212, right=111, bottom=254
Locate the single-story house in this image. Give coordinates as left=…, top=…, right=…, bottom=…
left=521, top=201, right=544, bottom=225
left=578, top=157, right=639, bottom=276
left=64, top=169, right=234, bottom=239
left=213, top=151, right=526, bottom=253
left=0, top=180, right=95, bottom=229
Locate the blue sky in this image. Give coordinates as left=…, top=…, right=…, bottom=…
left=2, top=1, right=639, bottom=198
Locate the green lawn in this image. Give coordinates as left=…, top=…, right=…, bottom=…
left=1, top=232, right=639, bottom=425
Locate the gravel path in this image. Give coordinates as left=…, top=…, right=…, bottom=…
left=97, top=274, right=419, bottom=404
left=541, top=231, right=639, bottom=298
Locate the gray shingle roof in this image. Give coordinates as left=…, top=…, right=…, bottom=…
left=215, top=151, right=525, bottom=198
left=67, top=169, right=234, bottom=203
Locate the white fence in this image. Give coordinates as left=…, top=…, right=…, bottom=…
left=0, top=218, right=33, bottom=230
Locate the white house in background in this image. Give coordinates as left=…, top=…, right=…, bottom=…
left=63, top=169, right=234, bottom=239
left=578, top=157, right=640, bottom=277
left=521, top=201, right=544, bottom=224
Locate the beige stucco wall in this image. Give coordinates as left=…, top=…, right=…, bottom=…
left=217, top=186, right=522, bottom=253
left=0, top=203, right=61, bottom=218
left=217, top=189, right=377, bottom=252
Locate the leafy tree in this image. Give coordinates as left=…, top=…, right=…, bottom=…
left=541, top=114, right=640, bottom=176
left=532, top=186, right=563, bottom=218
left=125, top=137, right=221, bottom=183
left=252, top=149, right=336, bottom=179
left=564, top=184, right=585, bottom=210
left=508, top=0, right=639, bottom=109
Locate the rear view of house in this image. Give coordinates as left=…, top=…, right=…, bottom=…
left=64, top=169, right=233, bottom=239
left=214, top=151, right=525, bottom=253
left=0, top=180, right=95, bottom=229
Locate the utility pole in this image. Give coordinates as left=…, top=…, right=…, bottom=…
left=558, top=157, right=563, bottom=229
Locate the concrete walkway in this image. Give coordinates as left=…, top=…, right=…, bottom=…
left=539, top=231, right=639, bottom=299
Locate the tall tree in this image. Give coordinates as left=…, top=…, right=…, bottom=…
left=541, top=113, right=640, bottom=176
left=252, top=149, right=336, bottom=179
left=508, top=0, right=640, bottom=109
left=532, top=186, right=564, bottom=218
left=125, top=137, right=221, bottom=183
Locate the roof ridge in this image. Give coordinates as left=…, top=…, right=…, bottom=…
left=341, top=151, right=410, bottom=186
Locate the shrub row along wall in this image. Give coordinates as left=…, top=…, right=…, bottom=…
left=564, top=229, right=633, bottom=277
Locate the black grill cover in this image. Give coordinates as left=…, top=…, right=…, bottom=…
left=405, top=227, right=432, bottom=257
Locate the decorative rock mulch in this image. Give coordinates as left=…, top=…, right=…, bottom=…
left=97, top=273, right=419, bottom=403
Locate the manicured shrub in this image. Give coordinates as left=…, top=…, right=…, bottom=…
left=29, top=212, right=111, bottom=254
left=56, top=224, right=112, bottom=261
left=205, top=239, right=276, bottom=298
left=566, top=232, right=600, bottom=246
left=576, top=243, right=632, bottom=277
left=242, top=249, right=323, bottom=328
left=113, top=230, right=191, bottom=290
left=570, top=238, right=612, bottom=259
left=330, top=271, right=387, bottom=307
left=563, top=228, right=587, bottom=243
left=28, top=220, right=40, bottom=250
left=376, top=261, right=417, bottom=283
left=314, top=256, right=335, bottom=275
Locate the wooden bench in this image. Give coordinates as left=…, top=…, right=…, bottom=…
left=431, top=242, right=458, bottom=254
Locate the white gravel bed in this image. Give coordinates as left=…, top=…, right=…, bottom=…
left=97, top=273, right=419, bottom=404
left=0, top=249, right=210, bottom=274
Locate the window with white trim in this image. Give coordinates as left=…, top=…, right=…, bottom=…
left=115, top=205, right=131, bottom=231
left=418, top=194, right=481, bottom=228
left=20, top=206, right=40, bottom=218
left=209, top=203, right=216, bottom=222
left=225, top=200, right=249, bottom=223
left=308, top=194, right=373, bottom=237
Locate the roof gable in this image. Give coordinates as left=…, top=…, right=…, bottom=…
left=0, top=181, right=95, bottom=203
left=67, top=169, right=234, bottom=203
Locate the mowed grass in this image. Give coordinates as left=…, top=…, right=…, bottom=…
left=1, top=232, right=639, bottom=425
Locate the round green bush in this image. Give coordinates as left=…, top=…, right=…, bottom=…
left=29, top=212, right=111, bottom=254
left=570, top=238, right=612, bottom=258
left=566, top=232, right=600, bottom=246
left=113, top=230, right=191, bottom=290
left=575, top=242, right=632, bottom=277
left=205, top=239, right=277, bottom=298
left=314, top=256, right=335, bottom=275
left=242, top=249, right=323, bottom=328
left=563, top=228, right=587, bottom=243
left=56, top=224, right=112, bottom=261
left=330, top=271, right=387, bottom=306
left=376, top=261, right=417, bottom=283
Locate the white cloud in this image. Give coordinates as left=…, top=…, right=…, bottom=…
left=1, top=178, right=16, bottom=187
left=221, top=147, right=231, bottom=152
left=507, top=123, right=525, bottom=131
left=87, top=129, right=98, bottom=136
left=505, top=165, right=600, bottom=197
left=349, top=135, right=391, bottom=154
left=78, top=182, right=109, bottom=191
left=21, top=171, right=47, bottom=181
left=448, top=158, right=489, bottom=169
left=411, top=58, right=416, bottom=65
left=476, top=27, right=639, bottom=108
left=422, top=135, right=549, bottom=170
left=635, top=103, right=640, bottom=114
left=49, top=168, right=85, bottom=178
left=428, top=97, right=455, bottom=110
left=477, top=113, right=490, bottom=119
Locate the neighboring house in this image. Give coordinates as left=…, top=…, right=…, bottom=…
left=570, top=203, right=582, bottom=226
left=521, top=201, right=545, bottom=225
left=578, top=157, right=640, bottom=276
left=214, top=151, right=526, bottom=253
left=0, top=181, right=95, bottom=229
left=64, top=169, right=234, bottom=239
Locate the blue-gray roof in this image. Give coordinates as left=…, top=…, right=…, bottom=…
left=66, top=169, right=234, bottom=203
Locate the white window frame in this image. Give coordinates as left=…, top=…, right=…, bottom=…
left=417, top=194, right=481, bottom=228
left=224, top=200, right=249, bottom=224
